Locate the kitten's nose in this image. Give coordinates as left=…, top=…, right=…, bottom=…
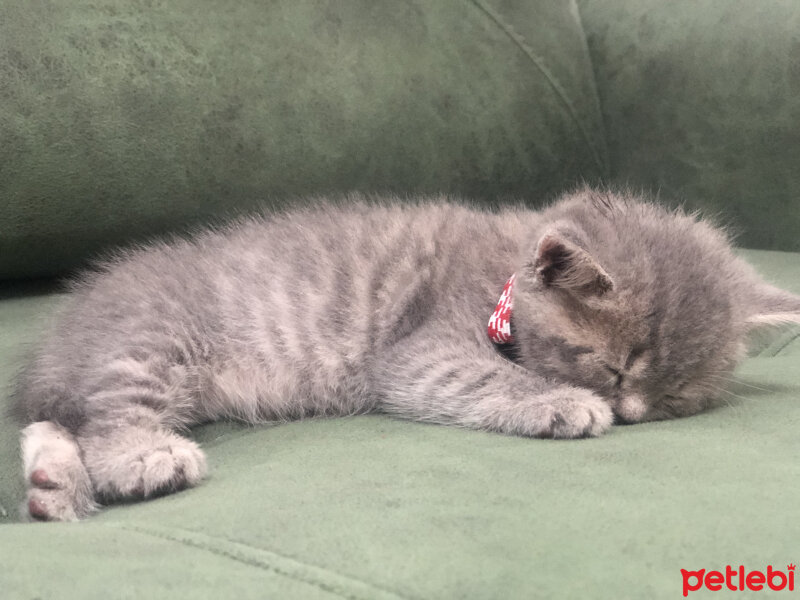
left=613, top=394, right=648, bottom=424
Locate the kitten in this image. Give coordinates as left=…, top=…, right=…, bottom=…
left=14, top=188, right=800, bottom=521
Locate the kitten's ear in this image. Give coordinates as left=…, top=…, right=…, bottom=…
left=745, top=282, right=800, bottom=329
left=527, top=230, right=613, bottom=295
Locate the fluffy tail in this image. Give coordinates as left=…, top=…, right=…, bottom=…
left=20, top=421, right=96, bottom=521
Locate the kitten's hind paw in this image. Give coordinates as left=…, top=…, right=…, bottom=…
left=538, top=388, right=613, bottom=439
left=21, top=421, right=96, bottom=522
left=135, top=438, right=207, bottom=497
left=26, top=479, right=96, bottom=522
left=82, top=428, right=207, bottom=501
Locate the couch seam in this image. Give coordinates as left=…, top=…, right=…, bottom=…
left=466, top=0, right=606, bottom=175
left=110, top=523, right=414, bottom=600
left=571, top=0, right=611, bottom=178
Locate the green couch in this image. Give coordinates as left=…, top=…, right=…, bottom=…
left=1, top=1, right=798, bottom=598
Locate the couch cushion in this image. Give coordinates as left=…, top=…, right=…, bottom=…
left=0, top=249, right=798, bottom=599
left=0, top=0, right=606, bottom=280
left=577, top=0, right=800, bottom=252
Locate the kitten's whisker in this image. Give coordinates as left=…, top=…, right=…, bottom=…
left=706, top=375, right=771, bottom=393
left=703, top=382, right=748, bottom=402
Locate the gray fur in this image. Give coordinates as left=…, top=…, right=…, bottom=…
left=15, top=188, right=800, bottom=520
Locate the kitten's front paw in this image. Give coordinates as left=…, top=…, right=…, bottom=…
left=540, top=388, right=613, bottom=439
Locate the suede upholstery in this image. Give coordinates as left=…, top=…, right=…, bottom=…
left=0, top=0, right=605, bottom=279
left=1, top=2, right=799, bottom=598
left=577, top=0, right=800, bottom=251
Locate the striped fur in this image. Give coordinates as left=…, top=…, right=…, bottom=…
left=14, top=189, right=800, bottom=520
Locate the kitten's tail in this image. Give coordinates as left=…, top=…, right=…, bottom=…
left=20, top=421, right=96, bottom=521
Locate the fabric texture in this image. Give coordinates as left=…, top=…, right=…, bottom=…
left=577, top=0, right=800, bottom=252
left=0, top=251, right=799, bottom=599
left=0, top=0, right=606, bottom=280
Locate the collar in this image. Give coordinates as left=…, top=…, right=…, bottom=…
left=488, top=274, right=515, bottom=344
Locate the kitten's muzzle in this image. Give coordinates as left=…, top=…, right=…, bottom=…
left=611, top=394, right=648, bottom=424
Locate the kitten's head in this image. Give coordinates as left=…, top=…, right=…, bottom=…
left=512, top=189, right=800, bottom=423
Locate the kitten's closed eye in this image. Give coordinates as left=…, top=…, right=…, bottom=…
left=604, top=364, right=623, bottom=387
left=624, top=345, right=648, bottom=370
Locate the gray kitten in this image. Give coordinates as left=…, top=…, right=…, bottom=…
left=15, top=189, right=800, bottom=521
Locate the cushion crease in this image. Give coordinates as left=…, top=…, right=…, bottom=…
left=110, top=523, right=414, bottom=600
left=466, top=0, right=606, bottom=173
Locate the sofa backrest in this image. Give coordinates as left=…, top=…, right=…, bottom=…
left=577, top=0, right=800, bottom=253
left=0, top=0, right=606, bottom=280
left=5, top=0, right=798, bottom=281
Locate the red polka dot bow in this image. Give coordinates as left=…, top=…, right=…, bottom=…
left=488, top=274, right=515, bottom=344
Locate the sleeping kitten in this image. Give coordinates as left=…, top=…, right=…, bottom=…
left=14, top=188, right=800, bottom=521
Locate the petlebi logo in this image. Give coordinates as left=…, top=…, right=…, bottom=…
left=681, top=564, right=795, bottom=596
